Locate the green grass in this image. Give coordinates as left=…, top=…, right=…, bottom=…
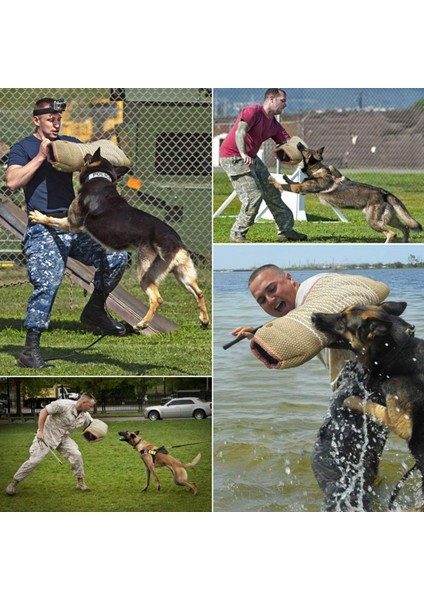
left=0, top=267, right=211, bottom=376
left=0, top=419, right=212, bottom=512
left=213, top=171, right=424, bottom=244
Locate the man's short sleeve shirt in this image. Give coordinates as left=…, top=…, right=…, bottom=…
left=43, top=399, right=92, bottom=448
left=219, top=104, right=290, bottom=158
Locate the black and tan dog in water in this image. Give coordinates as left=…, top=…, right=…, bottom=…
left=119, top=431, right=201, bottom=494
left=29, top=148, right=210, bottom=331
left=269, top=144, right=422, bottom=243
left=311, top=301, right=424, bottom=511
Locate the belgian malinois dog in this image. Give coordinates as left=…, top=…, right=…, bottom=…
left=311, top=302, right=424, bottom=510
left=29, top=148, right=210, bottom=331
left=269, top=144, right=422, bottom=243
left=119, top=430, right=201, bottom=494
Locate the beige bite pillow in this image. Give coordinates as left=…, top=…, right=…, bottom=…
left=274, top=136, right=307, bottom=165
left=50, top=139, right=131, bottom=173
left=250, top=274, right=390, bottom=369
left=82, top=419, right=108, bottom=442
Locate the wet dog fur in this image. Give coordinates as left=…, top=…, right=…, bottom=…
left=311, top=301, right=424, bottom=509
left=29, top=148, right=210, bottom=331
left=118, top=430, right=200, bottom=494
left=270, top=144, right=422, bottom=243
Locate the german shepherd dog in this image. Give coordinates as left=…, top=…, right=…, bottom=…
left=270, top=144, right=422, bottom=243
left=118, top=430, right=201, bottom=494
left=29, top=148, right=210, bottom=331
left=311, top=302, right=424, bottom=509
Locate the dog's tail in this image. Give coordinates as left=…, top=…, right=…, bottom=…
left=184, top=452, right=201, bottom=468
left=387, top=194, right=423, bottom=231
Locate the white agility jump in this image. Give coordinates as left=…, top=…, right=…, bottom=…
left=214, top=165, right=349, bottom=223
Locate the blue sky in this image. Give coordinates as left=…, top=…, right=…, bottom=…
left=213, top=244, right=424, bottom=270
left=214, top=88, right=424, bottom=115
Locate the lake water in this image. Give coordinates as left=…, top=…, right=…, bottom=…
left=213, top=268, right=424, bottom=512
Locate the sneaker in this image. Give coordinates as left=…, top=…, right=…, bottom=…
left=76, top=479, right=91, bottom=492
left=277, top=230, right=308, bottom=242
left=229, top=235, right=248, bottom=243
left=5, top=480, right=18, bottom=496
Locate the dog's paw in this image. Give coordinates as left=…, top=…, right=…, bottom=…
left=343, top=396, right=364, bottom=412
left=268, top=176, right=280, bottom=189
left=133, top=321, right=149, bottom=332
left=28, top=210, right=45, bottom=223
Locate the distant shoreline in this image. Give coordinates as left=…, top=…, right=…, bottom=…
left=215, top=264, right=424, bottom=272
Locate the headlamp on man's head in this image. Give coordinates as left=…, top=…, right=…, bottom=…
left=33, top=99, right=67, bottom=116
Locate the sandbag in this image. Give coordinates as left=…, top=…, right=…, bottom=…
left=250, top=274, right=390, bottom=370
left=50, top=139, right=131, bottom=173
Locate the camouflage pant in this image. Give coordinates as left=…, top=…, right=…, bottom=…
left=13, top=434, right=85, bottom=481
left=220, top=155, right=294, bottom=238
left=23, top=223, right=128, bottom=332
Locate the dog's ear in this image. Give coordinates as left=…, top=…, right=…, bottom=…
left=115, top=166, right=131, bottom=179
left=297, top=142, right=306, bottom=152
left=379, top=301, right=407, bottom=316
left=368, top=317, right=393, bottom=338
left=83, top=153, right=93, bottom=165
left=92, top=147, right=102, bottom=162
left=317, top=147, right=325, bottom=157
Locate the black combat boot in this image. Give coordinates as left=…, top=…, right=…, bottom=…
left=80, top=290, right=126, bottom=336
left=17, top=330, right=54, bottom=369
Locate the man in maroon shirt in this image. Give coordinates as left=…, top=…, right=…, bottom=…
left=220, top=88, right=307, bottom=243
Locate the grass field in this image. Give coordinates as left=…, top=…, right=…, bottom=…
left=213, top=171, right=424, bottom=244
left=0, top=418, right=212, bottom=512
left=0, top=267, right=211, bottom=376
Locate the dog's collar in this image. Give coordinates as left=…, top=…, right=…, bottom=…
left=86, top=171, right=113, bottom=183
left=134, top=439, right=145, bottom=451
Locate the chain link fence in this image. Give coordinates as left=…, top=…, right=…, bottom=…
left=0, top=88, right=212, bottom=270
left=214, top=87, right=424, bottom=197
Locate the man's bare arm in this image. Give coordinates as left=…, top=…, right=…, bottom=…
left=6, top=134, right=51, bottom=191
left=235, top=120, right=253, bottom=166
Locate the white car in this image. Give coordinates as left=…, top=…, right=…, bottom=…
left=143, top=397, right=212, bottom=421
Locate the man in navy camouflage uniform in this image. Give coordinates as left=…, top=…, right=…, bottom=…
left=6, top=97, right=128, bottom=369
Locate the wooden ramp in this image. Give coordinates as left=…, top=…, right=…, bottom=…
left=0, top=194, right=179, bottom=335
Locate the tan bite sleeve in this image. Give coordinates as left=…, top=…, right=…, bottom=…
left=274, top=136, right=307, bottom=165
left=250, top=274, right=389, bottom=370
left=82, top=419, right=108, bottom=442
left=51, top=139, right=132, bottom=172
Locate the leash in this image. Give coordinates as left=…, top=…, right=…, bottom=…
left=167, top=442, right=204, bottom=449
left=45, top=334, right=106, bottom=362
left=388, top=463, right=419, bottom=510
left=222, top=326, right=261, bottom=350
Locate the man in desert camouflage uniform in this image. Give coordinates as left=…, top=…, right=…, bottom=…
left=5, top=393, right=97, bottom=495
